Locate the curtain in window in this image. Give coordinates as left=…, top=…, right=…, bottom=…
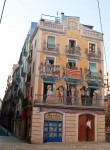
left=89, top=63, right=98, bottom=77
left=47, top=36, right=55, bottom=48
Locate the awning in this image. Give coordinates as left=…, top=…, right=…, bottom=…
left=66, top=78, right=81, bottom=85
left=43, top=77, right=56, bottom=83
left=88, top=83, right=99, bottom=89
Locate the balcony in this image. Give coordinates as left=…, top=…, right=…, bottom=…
left=84, top=68, right=103, bottom=83
left=21, top=70, right=26, bottom=77
left=16, top=76, right=21, bottom=83
left=63, top=67, right=82, bottom=83
left=16, top=110, right=21, bottom=119
left=27, top=50, right=32, bottom=63
left=85, top=48, right=102, bottom=62
left=23, top=50, right=28, bottom=57
left=25, top=72, right=31, bottom=86
left=43, top=42, right=59, bottom=55
left=18, top=89, right=24, bottom=98
left=65, top=45, right=81, bottom=59
left=33, top=94, right=104, bottom=108
left=39, top=63, right=60, bottom=80
left=22, top=96, right=32, bottom=107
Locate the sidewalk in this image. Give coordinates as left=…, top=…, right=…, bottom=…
left=0, top=126, right=12, bottom=136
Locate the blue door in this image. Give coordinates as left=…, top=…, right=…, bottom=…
left=44, top=121, right=62, bottom=142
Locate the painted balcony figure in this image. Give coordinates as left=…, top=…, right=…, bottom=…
left=80, top=86, right=86, bottom=106
left=70, top=86, right=75, bottom=104
left=46, top=85, right=53, bottom=103
left=58, top=86, right=64, bottom=103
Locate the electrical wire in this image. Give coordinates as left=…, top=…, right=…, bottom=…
left=0, top=0, right=7, bottom=24
left=97, top=0, right=108, bottom=73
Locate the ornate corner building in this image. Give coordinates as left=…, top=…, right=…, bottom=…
left=2, top=13, right=105, bottom=143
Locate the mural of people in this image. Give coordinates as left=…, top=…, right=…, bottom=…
left=80, top=86, right=86, bottom=106
left=70, top=86, right=75, bottom=104
left=46, top=85, right=53, bottom=103
left=45, top=61, right=51, bottom=74
left=93, top=90, right=101, bottom=105
left=58, top=86, right=64, bottom=103
left=86, top=88, right=91, bottom=105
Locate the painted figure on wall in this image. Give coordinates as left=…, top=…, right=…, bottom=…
left=93, top=90, right=101, bottom=105
left=58, top=86, right=64, bottom=103
left=46, top=85, right=53, bottom=103
left=80, top=86, right=86, bottom=106
left=70, top=86, right=75, bottom=104
left=86, top=88, right=92, bottom=105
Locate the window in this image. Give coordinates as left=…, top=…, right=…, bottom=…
left=46, top=57, right=54, bottom=65
left=89, top=62, right=98, bottom=77
left=67, top=60, right=76, bottom=69
left=32, top=62, right=35, bottom=73
left=69, top=40, right=76, bottom=48
left=45, top=57, right=55, bottom=73
left=30, top=87, right=33, bottom=97
left=47, top=36, right=55, bottom=48
left=89, top=43, right=96, bottom=53
left=34, top=39, right=37, bottom=48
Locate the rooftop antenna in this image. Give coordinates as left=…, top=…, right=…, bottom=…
left=57, top=11, right=58, bottom=18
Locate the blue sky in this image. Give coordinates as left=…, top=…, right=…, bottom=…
left=0, top=0, right=110, bottom=99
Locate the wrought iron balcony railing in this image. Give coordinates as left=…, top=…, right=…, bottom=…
left=39, top=63, right=60, bottom=78
left=21, top=69, right=26, bottom=77
left=25, top=72, right=31, bottom=86
left=84, top=69, right=103, bottom=81
left=27, top=50, right=33, bottom=63
left=22, top=96, right=32, bottom=107
left=33, top=94, right=104, bottom=108
left=85, top=48, right=102, bottom=61
left=43, top=41, right=59, bottom=54
left=65, top=45, right=81, bottom=58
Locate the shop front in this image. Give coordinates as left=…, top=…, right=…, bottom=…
left=44, top=112, right=63, bottom=142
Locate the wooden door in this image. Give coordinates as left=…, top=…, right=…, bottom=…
left=78, top=114, right=95, bottom=141
left=78, top=114, right=87, bottom=141
left=87, top=114, right=95, bottom=141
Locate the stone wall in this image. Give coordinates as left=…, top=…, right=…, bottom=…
left=97, top=115, right=105, bottom=142
left=31, top=108, right=44, bottom=144
left=65, top=113, right=78, bottom=143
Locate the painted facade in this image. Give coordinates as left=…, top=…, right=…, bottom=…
left=1, top=13, right=105, bottom=143
left=29, top=13, right=105, bottom=143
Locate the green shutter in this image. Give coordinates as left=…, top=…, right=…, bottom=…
left=89, top=63, right=98, bottom=77
left=47, top=36, right=55, bottom=48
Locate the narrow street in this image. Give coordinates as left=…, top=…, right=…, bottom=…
left=0, top=126, right=110, bottom=150
left=0, top=126, right=8, bottom=136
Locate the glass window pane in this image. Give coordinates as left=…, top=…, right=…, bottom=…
left=47, top=36, right=55, bottom=48
left=58, top=133, right=62, bottom=137
left=89, top=63, right=97, bottom=72
left=44, top=127, right=48, bottom=132
left=59, top=127, right=62, bottom=132
left=44, top=122, right=48, bottom=126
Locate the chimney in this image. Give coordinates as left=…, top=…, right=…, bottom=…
left=61, top=12, right=66, bottom=22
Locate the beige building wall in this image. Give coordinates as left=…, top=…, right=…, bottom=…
left=30, top=109, right=105, bottom=144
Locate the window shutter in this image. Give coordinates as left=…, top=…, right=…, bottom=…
left=47, top=36, right=55, bottom=48
left=89, top=63, right=98, bottom=77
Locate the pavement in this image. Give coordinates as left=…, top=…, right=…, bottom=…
left=0, top=126, right=110, bottom=150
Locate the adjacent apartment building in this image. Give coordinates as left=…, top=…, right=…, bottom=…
left=2, top=13, right=105, bottom=143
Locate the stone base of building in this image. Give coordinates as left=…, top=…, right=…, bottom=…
left=30, top=105, right=105, bottom=144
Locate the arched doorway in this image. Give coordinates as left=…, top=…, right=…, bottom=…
left=43, top=112, right=63, bottom=142
left=78, top=114, right=95, bottom=141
